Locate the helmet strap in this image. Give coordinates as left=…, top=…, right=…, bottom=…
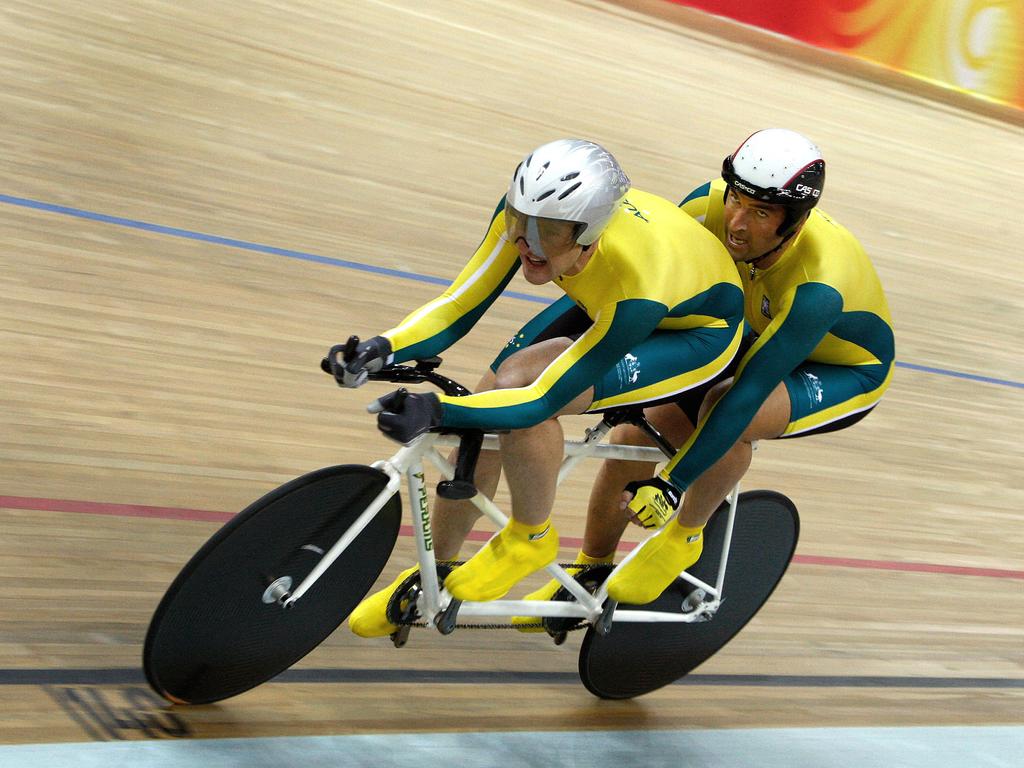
left=744, top=211, right=809, bottom=268
left=743, top=232, right=792, bottom=268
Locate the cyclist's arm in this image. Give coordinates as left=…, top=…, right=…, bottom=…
left=383, top=198, right=520, bottom=363
left=678, top=181, right=713, bottom=221
left=437, top=298, right=668, bottom=430
left=663, top=282, right=843, bottom=489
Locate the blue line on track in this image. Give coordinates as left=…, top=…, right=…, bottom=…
left=0, top=194, right=546, bottom=303
left=2, top=193, right=1020, bottom=389
left=893, top=360, right=1022, bottom=389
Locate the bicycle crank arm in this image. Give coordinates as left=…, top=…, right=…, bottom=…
left=595, top=599, right=617, bottom=637
left=436, top=598, right=462, bottom=635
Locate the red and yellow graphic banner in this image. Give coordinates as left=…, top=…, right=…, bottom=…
left=669, top=0, right=1024, bottom=110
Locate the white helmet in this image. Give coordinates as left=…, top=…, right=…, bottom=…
left=506, top=139, right=630, bottom=247
left=722, top=128, right=825, bottom=238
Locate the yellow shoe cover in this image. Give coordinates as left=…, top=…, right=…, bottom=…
left=348, top=565, right=419, bottom=638
left=512, top=550, right=614, bottom=632
left=606, top=523, right=704, bottom=605
left=444, top=518, right=558, bottom=602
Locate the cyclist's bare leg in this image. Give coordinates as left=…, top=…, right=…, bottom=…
left=584, top=404, right=695, bottom=557
left=499, top=388, right=594, bottom=526
left=492, top=338, right=591, bottom=526
left=499, top=417, right=564, bottom=526
left=432, top=368, right=500, bottom=560
left=674, top=379, right=791, bottom=528
left=606, top=380, right=794, bottom=604
left=511, top=401, right=693, bottom=626
left=433, top=341, right=593, bottom=556
left=444, top=339, right=595, bottom=600
left=582, top=425, right=652, bottom=558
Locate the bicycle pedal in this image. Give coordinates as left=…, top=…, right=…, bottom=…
left=390, top=624, right=411, bottom=648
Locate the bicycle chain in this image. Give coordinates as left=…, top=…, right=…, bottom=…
left=393, top=561, right=606, bottom=632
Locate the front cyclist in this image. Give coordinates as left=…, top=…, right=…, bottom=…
left=328, top=138, right=744, bottom=637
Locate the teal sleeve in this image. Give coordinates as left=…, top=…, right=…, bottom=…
left=392, top=258, right=520, bottom=363
left=664, top=282, right=843, bottom=489
left=439, top=299, right=668, bottom=430
left=678, top=181, right=711, bottom=207
left=390, top=197, right=518, bottom=363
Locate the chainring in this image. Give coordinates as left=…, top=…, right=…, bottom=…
left=385, top=563, right=456, bottom=626
left=542, top=563, right=615, bottom=637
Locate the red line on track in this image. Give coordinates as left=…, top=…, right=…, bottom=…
left=0, top=495, right=234, bottom=523
left=3, top=495, right=1021, bottom=580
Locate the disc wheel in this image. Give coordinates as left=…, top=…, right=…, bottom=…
left=143, top=464, right=401, bottom=704
left=579, top=490, right=799, bottom=699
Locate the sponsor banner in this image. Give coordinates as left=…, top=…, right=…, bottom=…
left=668, top=0, right=1024, bottom=110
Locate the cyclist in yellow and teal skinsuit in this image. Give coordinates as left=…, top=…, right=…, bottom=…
left=381, top=185, right=744, bottom=429
left=327, top=139, right=744, bottom=636
left=597, top=129, right=896, bottom=605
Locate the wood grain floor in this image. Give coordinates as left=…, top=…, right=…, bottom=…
left=0, top=0, right=1021, bottom=745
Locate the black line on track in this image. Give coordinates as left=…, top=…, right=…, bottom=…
left=5, top=668, right=1023, bottom=688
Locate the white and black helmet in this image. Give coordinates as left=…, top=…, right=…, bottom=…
left=722, top=128, right=826, bottom=238
left=507, top=139, right=630, bottom=247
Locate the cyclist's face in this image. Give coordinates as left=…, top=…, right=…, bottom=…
left=505, top=206, right=585, bottom=285
left=722, top=187, right=786, bottom=262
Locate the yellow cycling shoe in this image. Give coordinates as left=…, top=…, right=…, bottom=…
left=606, top=522, right=704, bottom=605
left=444, top=517, right=558, bottom=602
left=512, top=550, right=615, bottom=632
left=348, top=565, right=419, bottom=638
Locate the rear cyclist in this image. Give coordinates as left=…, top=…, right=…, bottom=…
left=571, top=128, right=896, bottom=605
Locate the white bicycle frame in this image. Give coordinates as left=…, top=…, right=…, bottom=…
left=281, top=418, right=740, bottom=629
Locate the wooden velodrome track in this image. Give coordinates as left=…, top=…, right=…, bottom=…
left=0, top=0, right=1021, bottom=748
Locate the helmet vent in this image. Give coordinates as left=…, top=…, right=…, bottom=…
left=535, top=189, right=556, bottom=201
left=561, top=172, right=580, bottom=181
left=557, top=182, right=582, bottom=200
left=519, top=175, right=525, bottom=195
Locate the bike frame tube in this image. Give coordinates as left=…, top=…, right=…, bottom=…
left=605, top=609, right=714, bottom=623
left=404, top=458, right=443, bottom=620
left=432, top=432, right=668, bottom=462
left=712, top=485, right=740, bottom=597
left=424, top=445, right=509, bottom=530
left=556, top=420, right=610, bottom=485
